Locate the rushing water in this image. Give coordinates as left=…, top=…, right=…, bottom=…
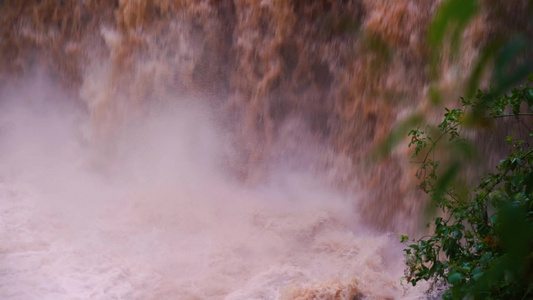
left=0, top=77, right=430, bottom=299
left=3, top=0, right=525, bottom=299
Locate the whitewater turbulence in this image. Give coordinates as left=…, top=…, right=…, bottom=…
left=0, top=76, right=425, bottom=299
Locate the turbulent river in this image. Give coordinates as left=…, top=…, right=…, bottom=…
left=0, top=82, right=428, bottom=298
left=0, top=0, right=526, bottom=299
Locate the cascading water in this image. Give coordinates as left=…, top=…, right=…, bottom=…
left=2, top=0, right=525, bottom=299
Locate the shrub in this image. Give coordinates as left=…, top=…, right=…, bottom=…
left=402, top=83, right=533, bottom=299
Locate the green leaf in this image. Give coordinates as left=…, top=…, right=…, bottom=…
left=524, top=173, right=533, bottom=195
left=492, top=37, right=533, bottom=94
left=432, top=161, right=461, bottom=203
left=429, top=84, right=443, bottom=105
left=372, top=114, right=424, bottom=160
left=481, top=253, right=492, bottom=266
left=472, top=266, right=484, bottom=275
left=448, top=272, right=464, bottom=285
left=428, top=0, right=478, bottom=47
left=473, top=271, right=484, bottom=281
left=459, top=265, right=471, bottom=273
left=466, top=40, right=502, bottom=97
left=512, top=174, right=523, bottom=188
left=399, top=234, right=409, bottom=243
left=490, top=213, right=498, bottom=224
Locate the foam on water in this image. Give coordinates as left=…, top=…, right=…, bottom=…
left=0, top=79, right=426, bottom=299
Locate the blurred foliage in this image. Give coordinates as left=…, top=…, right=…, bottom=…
left=396, top=0, right=533, bottom=298
left=372, top=113, right=423, bottom=160
left=429, top=0, right=533, bottom=99
left=428, top=0, right=478, bottom=49
left=377, top=0, right=533, bottom=153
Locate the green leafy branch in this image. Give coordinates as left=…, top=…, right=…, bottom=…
left=402, top=83, right=533, bottom=299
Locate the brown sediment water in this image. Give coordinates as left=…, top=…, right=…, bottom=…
left=0, top=1, right=527, bottom=299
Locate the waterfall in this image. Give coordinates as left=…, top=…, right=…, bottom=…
left=2, top=0, right=523, bottom=298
